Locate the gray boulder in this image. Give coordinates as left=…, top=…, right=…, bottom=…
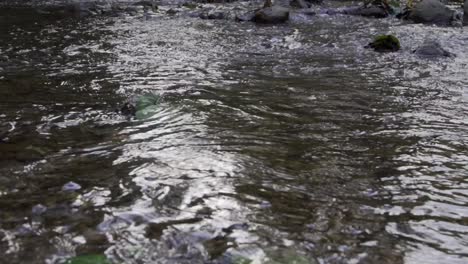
left=408, top=0, right=455, bottom=25
left=254, top=5, right=290, bottom=23
left=414, top=40, right=454, bottom=57
left=343, top=5, right=389, bottom=18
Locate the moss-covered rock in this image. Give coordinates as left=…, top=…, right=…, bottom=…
left=64, top=254, right=110, bottom=264
left=366, top=34, right=400, bottom=52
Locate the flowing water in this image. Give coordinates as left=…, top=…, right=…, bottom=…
left=1, top=2, right=468, bottom=263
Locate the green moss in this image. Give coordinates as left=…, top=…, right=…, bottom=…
left=136, top=93, right=160, bottom=111
left=233, top=256, right=253, bottom=264
left=64, top=254, right=110, bottom=264
left=134, top=93, right=161, bottom=119
left=135, top=105, right=159, bottom=120
left=367, top=34, right=400, bottom=52
left=182, top=3, right=198, bottom=9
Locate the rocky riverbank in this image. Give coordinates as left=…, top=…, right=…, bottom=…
left=1, top=0, right=466, bottom=26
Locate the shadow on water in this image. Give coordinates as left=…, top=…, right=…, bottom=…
left=1, top=2, right=468, bottom=264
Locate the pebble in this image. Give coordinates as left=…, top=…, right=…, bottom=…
left=32, top=204, right=47, bottom=215
left=62, top=181, right=81, bottom=192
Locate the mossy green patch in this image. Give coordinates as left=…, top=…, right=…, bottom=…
left=367, top=34, right=400, bottom=52
left=64, top=254, right=110, bottom=264
left=135, top=93, right=161, bottom=119
left=135, top=105, right=159, bottom=120
left=136, top=93, right=161, bottom=111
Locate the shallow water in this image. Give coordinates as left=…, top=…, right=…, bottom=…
left=1, top=2, right=468, bottom=264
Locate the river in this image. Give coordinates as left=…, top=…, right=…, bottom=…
left=1, top=1, right=468, bottom=263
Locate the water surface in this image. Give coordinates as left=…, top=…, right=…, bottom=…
left=1, top=3, right=468, bottom=264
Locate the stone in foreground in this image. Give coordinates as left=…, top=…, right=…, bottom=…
left=414, top=40, right=454, bottom=58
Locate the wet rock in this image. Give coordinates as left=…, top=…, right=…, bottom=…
left=32, top=204, right=47, bottom=216
left=196, top=206, right=213, bottom=217
left=236, top=10, right=257, bottom=22
left=62, top=181, right=82, bottom=192
left=414, top=40, right=454, bottom=58
left=316, top=8, right=341, bottom=15
left=199, top=10, right=225, bottom=20
left=254, top=5, right=290, bottom=24
left=119, top=93, right=161, bottom=119
left=343, top=0, right=392, bottom=18
left=222, top=223, right=249, bottom=233
left=203, top=236, right=230, bottom=259
left=345, top=5, right=389, bottom=18
left=119, top=102, right=137, bottom=116
left=407, top=0, right=455, bottom=25
left=133, top=0, right=158, bottom=12
left=146, top=218, right=201, bottom=239
left=288, top=9, right=316, bottom=23
left=366, top=35, right=400, bottom=52
left=317, top=0, right=392, bottom=18
left=166, top=8, right=179, bottom=15
left=290, top=0, right=310, bottom=9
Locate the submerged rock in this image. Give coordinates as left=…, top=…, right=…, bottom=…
left=133, top=0, right=158, bottom=12
left=366, top=35, right=400, bottom=52
left=290, top=0, right=310, bottom=9
left=222, top=223, right=249, bottom=233
left=414, top=40, right=454, bottom=58
left=120, top=93, right=161, bottom=120
left=254, top=5, right=290, bottom=24
left=236, top=10, right=257, bottom=22
left=32, top=204, right=47, bottom=216
left=407, top=0, right=455, bottom=25
left=119, top=102, right=137, bottom=116
left=199, top=10, right=226, bottom=20
left=316, top=0, right=392, bottom=18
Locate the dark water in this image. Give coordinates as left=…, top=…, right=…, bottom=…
left=1, top=3, right=468, bottom=264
